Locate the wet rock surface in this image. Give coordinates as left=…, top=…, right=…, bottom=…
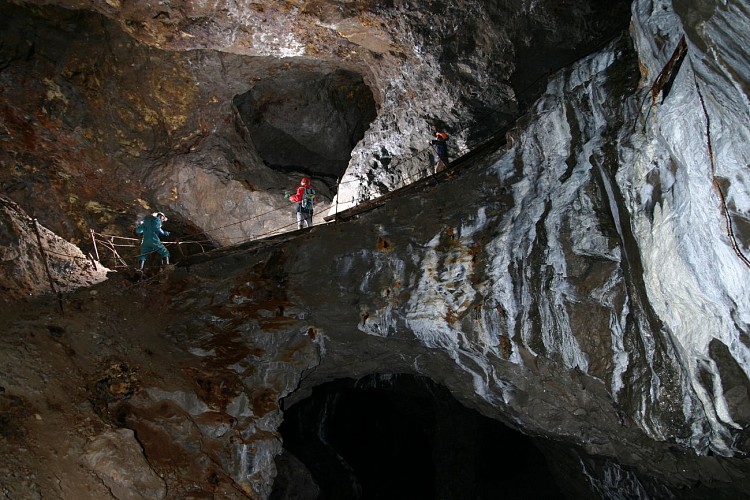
left=1, top=0, right=749, bottom=499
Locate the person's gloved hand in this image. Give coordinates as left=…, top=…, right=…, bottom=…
left=163, top=231, right=170, bottom=236
left=284, top=192, right=291, bottom=200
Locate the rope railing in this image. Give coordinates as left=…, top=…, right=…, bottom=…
left=85, top=108, right=507, bottom=270
left=38, top=31, right=635, bottom=275
left=87, top=228, right=218, bottom=270
left=82, top=33, right=613, bottom=269
left=85, top=197, right=323, bottom=269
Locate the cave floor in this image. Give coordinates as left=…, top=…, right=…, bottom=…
left=0, top=270, right=191, bottom=498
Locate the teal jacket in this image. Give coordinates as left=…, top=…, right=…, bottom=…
left=136, top=214, right=170, bottom=260
left=136, top=214, right=169, bottom=242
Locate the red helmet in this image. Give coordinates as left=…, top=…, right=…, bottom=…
left=300, top=177, right=311, bottom=187
left=435, top=132, right=448, bottom=140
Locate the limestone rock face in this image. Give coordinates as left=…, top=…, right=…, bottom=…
left=626, top=0, right=750, bottom=454
left=152, top=0, right=749, bottom=497
left=0, top=196, right=109, bottom=302
left=83, top=428, right=167, bottom=500
left=2, top=0, right=750, bottom=499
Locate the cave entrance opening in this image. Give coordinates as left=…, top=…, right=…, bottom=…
left=233, top=68, right=377, bottom=186
left=272, top=374, right=564, bottom=499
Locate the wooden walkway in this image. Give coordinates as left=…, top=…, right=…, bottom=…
left=324, top=129, right=508, bottom=223
left=176, top=128, right=509, bottom=268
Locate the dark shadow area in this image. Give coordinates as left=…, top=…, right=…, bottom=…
left=233, top=68, right=377, bottom=179
left=509, top=0, right=632, bottom=111
left=272, top=374, right=565, bottom=500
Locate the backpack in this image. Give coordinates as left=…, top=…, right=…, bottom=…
left=301, top=188, right=315, bottom=210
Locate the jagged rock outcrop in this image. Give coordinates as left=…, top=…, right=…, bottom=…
left=1, top=0, right=749, bottom=499
left=83, top=428, right=167, bottom=500
left=0, top=196, right=108, bottom=302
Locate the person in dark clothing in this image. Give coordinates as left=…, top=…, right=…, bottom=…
left=135, top=211, right=170, bottom=270
left=431, top=131, right=449, bottom=173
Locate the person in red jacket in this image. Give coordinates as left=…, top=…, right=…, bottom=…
left=285, top=177, right=316, bottom=229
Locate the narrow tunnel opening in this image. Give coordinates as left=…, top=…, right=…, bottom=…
left=233, top=68, right=377, bottom=181
left=272, top=374, right=564, bottom=500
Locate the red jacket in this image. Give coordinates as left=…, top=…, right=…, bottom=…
left=290, top=186, right=316, bottom=211
left=289, top=186, right=307, bottom=203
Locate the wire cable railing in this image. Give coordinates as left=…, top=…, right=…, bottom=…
left=87, top=89, right=523, bottom=271
left=48, top=30, right=637, bottom=276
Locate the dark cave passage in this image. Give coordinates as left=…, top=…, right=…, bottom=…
left=272, top=374, right=564, bottom=500
left=233, top=68, right=377, bottom=180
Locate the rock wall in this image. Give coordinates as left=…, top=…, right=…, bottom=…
left=2, top=0, right=750, bottom=498
left=0, top=0, right=628, bottom=246
left=626, top=0, right=750, bottom=454
left=0, top=195, right=109, bottom=303
left=159, top=0, right=750, bottom=497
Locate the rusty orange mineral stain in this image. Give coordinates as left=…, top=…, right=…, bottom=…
left=468, top=244, right=481, bottom=262
left=445, top=306, right=458, bottom=325
left=251, top=387, right=278, bottom=417
left=499, top=336, right=513, bottom=360
left=182, top=366, right=243, bottom=411
left=3, top=104, right=36, bottom=150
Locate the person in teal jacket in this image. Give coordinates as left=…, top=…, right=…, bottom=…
left=135, top=212, right=170, bottom=270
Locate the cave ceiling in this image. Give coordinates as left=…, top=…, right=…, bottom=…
left=0, top=0, right=631, bottom=244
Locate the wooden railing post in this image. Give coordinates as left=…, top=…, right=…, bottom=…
left=90, top=228, right=100, bottom=262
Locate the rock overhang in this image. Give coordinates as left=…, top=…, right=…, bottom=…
left=1, top=0, right=634, bottom=245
